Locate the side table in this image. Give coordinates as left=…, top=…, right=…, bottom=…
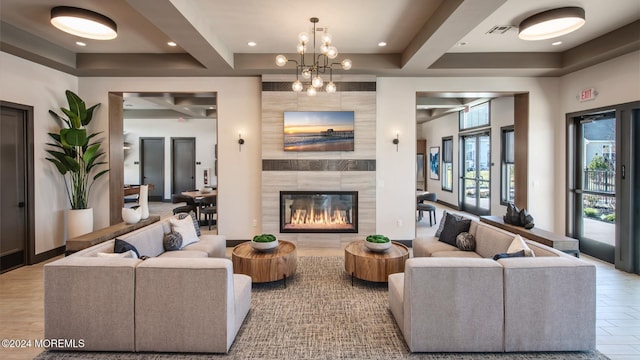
left=232, top=240, right=297, bottom=287
left=344, top=240, right=409, bottom=284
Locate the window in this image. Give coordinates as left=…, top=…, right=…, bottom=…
left=501, top=126, right=515, bottom=205
left=442, top=137, right=453, bottom=191
left=459, top=102, right=490, bottom=130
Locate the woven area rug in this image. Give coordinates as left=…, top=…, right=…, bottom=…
left=36, top=256, right=608, bottom=360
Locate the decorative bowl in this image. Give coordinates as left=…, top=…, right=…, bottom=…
left=200, top=187, right=213, bottom=194
left=250, top=239, right=279, bottom=251
left=364, top=234, right=391, bottom=252
left=364, top=240, right=392, bottom=252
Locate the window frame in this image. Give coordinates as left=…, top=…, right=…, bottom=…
left=500, top=125, right=515, bottom=205
left=441, top=136, right=453, bottom=192
left=459, top=101, right=491, bottom=131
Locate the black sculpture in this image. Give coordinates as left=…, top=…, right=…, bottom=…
left=503, top=203, right=535, bottom=229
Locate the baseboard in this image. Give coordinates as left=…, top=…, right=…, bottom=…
left=437, top=199, right=458, bottom=210
left=32, top=245, right=65, bottom=264
left=227, top=240, right=249, bottom=247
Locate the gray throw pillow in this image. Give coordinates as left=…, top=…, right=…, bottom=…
left=438, top=214, right=471, bottom=247
left=114, top=238, right=140, bottom=258
left=455, top=231, right=475, bottom=251
left=177, top=211, right=200, bottom=236
left=163, top=231, right=183, bottom=251
left=435, top=211, right=466, bottom=238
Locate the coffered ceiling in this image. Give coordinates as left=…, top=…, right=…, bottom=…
left=1, top=0, right=638, bottom=78
left=1, top=0, right=638, bottom=120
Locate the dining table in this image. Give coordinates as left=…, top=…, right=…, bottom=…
left=181, top=189, right=217, bottom=225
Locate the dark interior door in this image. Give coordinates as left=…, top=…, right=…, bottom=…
left=140, top=137, right=164, bottom=201
left=172, top=138, right=196, bottom=194
left=1, top=106, right=27, bottom=273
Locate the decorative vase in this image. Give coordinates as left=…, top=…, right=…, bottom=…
left=67, top=208, right=93, bottom=239
left=122, top=207, right=142, bottom=224
left=139, top=184, right=149, bottom=219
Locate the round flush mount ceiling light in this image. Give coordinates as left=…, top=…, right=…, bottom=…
left=51, top=6, right=118, bottom=40
left=518, top=7, right=585, bottom=41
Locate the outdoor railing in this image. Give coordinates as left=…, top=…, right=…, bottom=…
left=583, top=169, right=615, bottom=194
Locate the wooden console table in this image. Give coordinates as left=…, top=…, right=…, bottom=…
left=65, top=215, right=161, bottom=255
left=479, top=216, right=579, bottom=256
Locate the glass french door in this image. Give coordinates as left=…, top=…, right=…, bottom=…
left=572, top=113, right=616, bottom=263
left=460, top=132, right=491, bottom=215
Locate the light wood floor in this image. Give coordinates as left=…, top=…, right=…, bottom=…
left=1, top=205, right=638, bottom=360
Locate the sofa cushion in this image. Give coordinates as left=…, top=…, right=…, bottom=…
left=431, top=250, right=482, bottom=258
left=493, top=249, right=525, bottom=260
left=119, top=222, right=167, bottom=258
left=473, top=222, right=515, bottom=258
left=455, top=232, right=475, bottom=251
left=97, top=249, right=137, bottom=258
left=170, top=216, right=199, bottom=248
left=177, top=211, right=201, bottom=237
left=114, top=239, right=140, bottom=258
left=438, top=214, right=471, bottom=246
left=159, top=250, right=208, bottom=258
left=183, top=235, right=226, bottom=258
left=507, top=234, right=535, bottom=257
left=163, top=232, right=183, bottom=251
left=413, top=236, right=458, bottom=257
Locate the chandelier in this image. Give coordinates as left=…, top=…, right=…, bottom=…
left=275, top=17, right=352, bottom=96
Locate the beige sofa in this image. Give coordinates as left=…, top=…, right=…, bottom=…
left=44, top=217, right=251, bottom=353
left=389, top=219, right=596, bottom=353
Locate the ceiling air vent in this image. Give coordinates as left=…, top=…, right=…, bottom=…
left=486, top=25, right=514, bottom=34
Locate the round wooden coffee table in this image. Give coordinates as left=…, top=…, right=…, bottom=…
left=232, top=240, right=297, bottom=286
left=344, top=240, right=409, bottom=283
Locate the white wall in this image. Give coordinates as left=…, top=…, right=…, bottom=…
left=79, top=77, right=262, bottom=240
left=419, top=112, right=459, bottom=206
left=0, top=52, right=78, bottom=254
left=123, top=117, right=217, bottom=199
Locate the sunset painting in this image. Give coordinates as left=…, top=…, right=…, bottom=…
left=284, top=111, right=355, bottom=151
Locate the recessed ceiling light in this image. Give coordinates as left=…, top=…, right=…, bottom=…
left=552, top=41, right=562, bottom=46
left=458, top=41, right=468, bottom=46
left=76, top=41, right=87, bottom=47
left=167, top=41, right=177, bottom=47
left=248, top=41, right=257, bottom=47
left=50, top=6, right=117, bottom=40
left=378, top=42, right=387, bottom=47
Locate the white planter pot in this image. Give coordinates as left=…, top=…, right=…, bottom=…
left=67, top=208, right=93, bottom=239
left=139, top=185, right=149, bottom=219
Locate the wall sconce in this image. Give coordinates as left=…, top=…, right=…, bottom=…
left=392, top=132, right=399, bottom=152
left=238, top=133, right=245, bottom=152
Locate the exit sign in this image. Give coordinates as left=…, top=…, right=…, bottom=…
left=579, top=88, right=597, bottom=102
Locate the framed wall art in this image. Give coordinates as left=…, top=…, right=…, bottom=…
left=429, top=146, right=440, bottom=180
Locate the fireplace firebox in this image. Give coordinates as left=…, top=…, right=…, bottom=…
left=280, top=191, right=358, bottom=233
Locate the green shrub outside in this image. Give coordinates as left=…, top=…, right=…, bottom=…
left=583, top=208, right=599, bottom=217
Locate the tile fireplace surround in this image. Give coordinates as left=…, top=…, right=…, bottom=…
left=261, top=75, right=377, bottom=248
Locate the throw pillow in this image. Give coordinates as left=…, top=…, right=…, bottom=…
left=169, top=216, right=199, bottom=248
left=97, top=250, right=137, bottom=258
left=438, top=214, right=472, bottom=247
left=114, top=239, right=140, bottom=258
left=507, top=234, right=535, bottom=257
left=163, top=231, right=183, bottom=251
left=493, top=250, right=526, bottom=260
left=455, top=231, right=476, bottom=251
left=435, top=211, right=467, bottom=238
left=177, top=211, right=201, bottom=237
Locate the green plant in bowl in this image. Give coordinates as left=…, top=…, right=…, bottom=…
left=253, top=234, right=276, bottom=242
left=251, top=234, right=278, bottom=251
left=365, top=234, right=391, bottom=252
left=366, top=234, right=390, bottom=243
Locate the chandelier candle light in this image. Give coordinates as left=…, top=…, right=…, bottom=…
left=276, top=17, right=352, bottom=96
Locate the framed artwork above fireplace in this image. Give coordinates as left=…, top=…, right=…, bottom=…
left=283, top=111, right=354, bottom=152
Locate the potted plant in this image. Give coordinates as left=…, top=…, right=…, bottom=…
left=365, top=234, right=391, bottom=252
left=250, top=233, right=278, bottom=251
left=46, top=90, right=109, bottom=238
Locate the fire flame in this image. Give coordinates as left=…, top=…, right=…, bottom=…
left=290, top=208, right=348, bottom=225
